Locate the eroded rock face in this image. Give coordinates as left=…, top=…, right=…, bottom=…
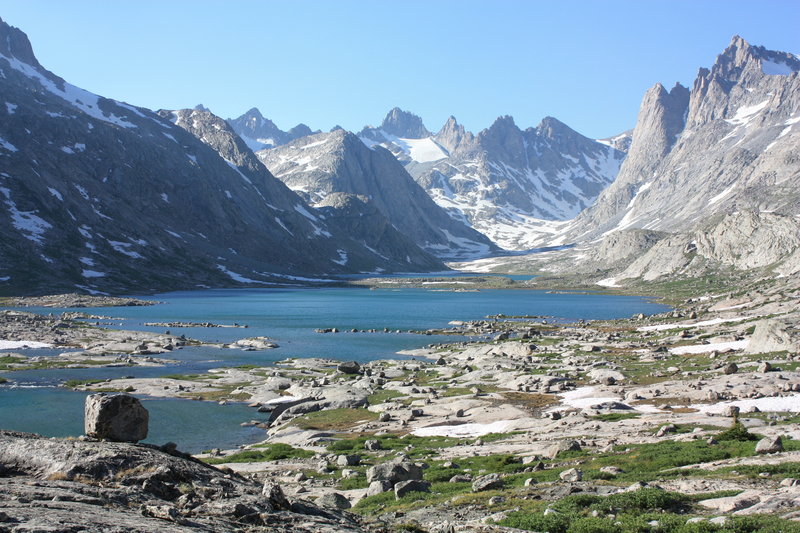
left=84, top=393, right=149, bottom=442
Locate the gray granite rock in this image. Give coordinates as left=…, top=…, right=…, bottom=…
left=84, top=393, right=148, bottom=442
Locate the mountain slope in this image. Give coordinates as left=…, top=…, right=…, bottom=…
left=168, top=108, right=443, bottom=272
left=257, top=130, right=497, bottom=260
left=0, top=17, right=440, bottom=295
left=359, top=110, right=625, bottom=250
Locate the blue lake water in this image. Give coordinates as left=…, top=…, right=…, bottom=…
left=0, top=387, right=266, bottom=453
left=1, top=286, right=669, bottom=451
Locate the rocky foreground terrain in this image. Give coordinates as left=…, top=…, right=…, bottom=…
left=0, top=430, right=366, bottom=532
left=0, top=275, right=783, bottom=531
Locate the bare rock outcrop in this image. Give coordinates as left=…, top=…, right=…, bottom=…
left=0, top=430, right=366, bottom=532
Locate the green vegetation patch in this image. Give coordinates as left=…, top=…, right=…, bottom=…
left=292, top=408, right=378, bottom=431
left=501, top=489, right=799, bottom=533
left=64, top=378, right=106, bottom=388
left=353, top=480, right=471, bottom=515
left=327, top=432, right=514, bottom=457
left=204, top=443, right=314, bottom=464
left=367, top=389, right=404, bottom=404
left=715, top=421, right=758, bottom=442
left=589, top=412, right=641, bottom=422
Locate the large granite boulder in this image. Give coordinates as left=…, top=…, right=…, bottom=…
left=366, top=460, right=423, bottom=484
left=85, top=393, right=149, bottom=442
left=755, top=435, right=783, bottom=455
left=337, top=361, right=361, bottom=375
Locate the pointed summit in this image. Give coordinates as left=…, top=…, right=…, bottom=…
left=435, top=115, right=471, bottom=153
left=536, top=116, right=574, bottom=140
left=380, top=107, right=430, bottom=139
left=709, top=35, right=800, bottom=83
left=482, top=115, right=521, bottom=144
left=0, top=16, right=44, bottom=70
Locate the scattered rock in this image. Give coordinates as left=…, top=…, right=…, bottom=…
left=337, top=454, right=361, bottom=467
left=394, top=480, right=431, bottom=499
left=367, top=461, right=423, bottom=484
left=84, top=393, right=148, bottom=443
left=755, top=435, right=783, bottom=454
left=366, top=480, right=393, bottom=497
left=547, top=440, right=581, bottom=459
left=261, top=483, right=289, bottom=510
left=337, top=361, right=361, bottom=375
left=316, top=492, right=351, bottom=510
left=472, top=473, right=504, bottom=492
left=722, top=405, right=741, bottom=418
left=600, top=466, right=624, bottom=476
left=656, top=424, right=677, bottom=437
left=559, top=468, right=582, bottom=482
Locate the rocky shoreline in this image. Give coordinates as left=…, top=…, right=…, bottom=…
left=0, top=293, right=158, bottom=308
left=2, top=277, right=800, bottom=531
left=0, top=309, right=279, bottom=373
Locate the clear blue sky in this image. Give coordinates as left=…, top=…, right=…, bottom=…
left=1, top=0, right=797, bottom=139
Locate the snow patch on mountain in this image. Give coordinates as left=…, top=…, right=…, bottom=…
left=217, top=264, right=259, bottom=283
left=0, top=136, right=18, bottom=152
left=1, top=186, right=51, bottom=244
left=361, top=130, right=449, bottom=163
left=0, top=51, right=137, bottom=128
left=725, top=100, right=769, bottom=126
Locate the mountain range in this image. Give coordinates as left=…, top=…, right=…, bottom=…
left=511, top=35, right=800, bottom=285
left=229, top=107, right=627, bottom=251
left=0, top=16, right=444, bottom=295
left=357, top=109, right=627, bottom=250
left=2, top=11, right=798, bottom=294
left=256, top=129, right=497, bottom=260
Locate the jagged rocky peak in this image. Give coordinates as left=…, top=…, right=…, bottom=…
left=193, top=103, right=211, bottom=112
left=259, top=128, right=496, bottom=260
left=631, top=82, right=689, bottom=159
left=688, top=35, right=800, bottom=128
left=0, top=17, right=454, bottom=294
left=0, top=16, right=43, bottom=71
left=380, top=107, right=431, bottom=138
left=434, top=115, right=471, bottom=153
left=164, top=108, right=259, bottom=170
left=561, top=35, right=800, bottom=261
left=239, top=106, right=281, bottom=134
left=288, top=123, right=313, bottom=138
left=535, top=116, right=576, bottom=140
left=477, top=115, right=526, bottom=166
left=712, top=35, right=800, bottom=81
left=227, top=108, right=317, bottom=151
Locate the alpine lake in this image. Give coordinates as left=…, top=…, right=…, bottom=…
left=0, top=279, right=669, bottom=453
